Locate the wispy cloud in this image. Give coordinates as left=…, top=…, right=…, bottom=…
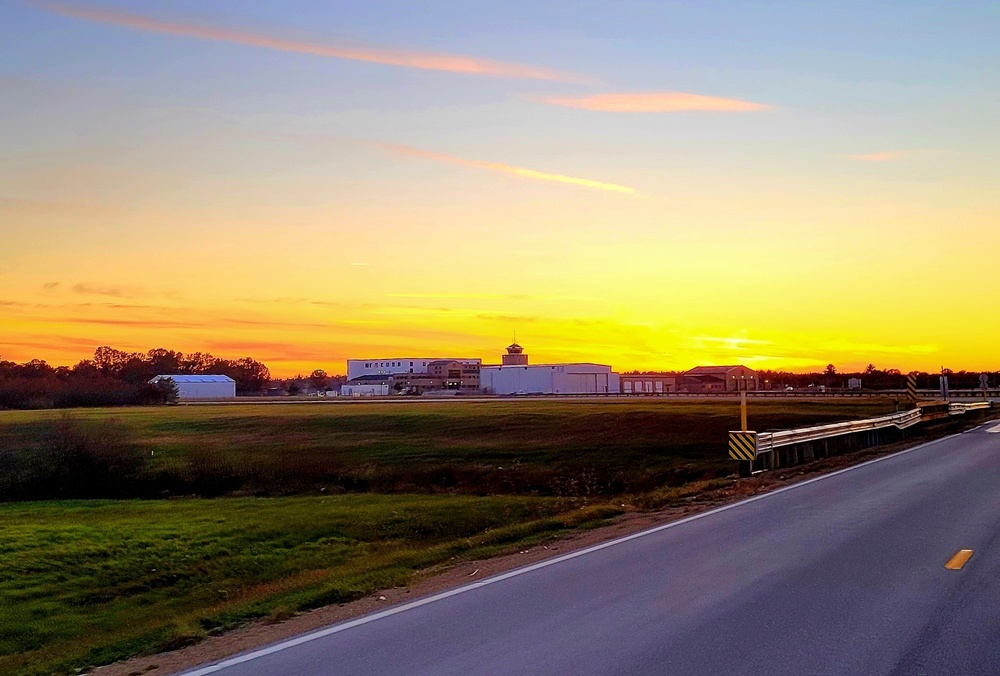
left=381, top=143, right=637, bottom=195
left=541, top=91, right=771, bottom=113
left=844, top=150, right=913, bottom=162
left=40, top=2, right=581, bottom=82
left=71, top=283, right=140, bottom=298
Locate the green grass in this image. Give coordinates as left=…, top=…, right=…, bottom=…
left=0, top=399, right=899, bottom=498
left=0, top=494, right=619, bottom=676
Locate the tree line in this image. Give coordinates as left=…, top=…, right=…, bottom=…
left=0, top=347, right=271, bottom=409
left=759, top=364, right=999, bottom=390
left=622, top=364, right=998, bottom=390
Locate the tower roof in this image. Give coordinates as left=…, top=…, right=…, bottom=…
left=506, top=343, right=524, bottom=354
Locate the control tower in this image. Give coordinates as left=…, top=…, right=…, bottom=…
left=501, top=342, right=528, bottom=366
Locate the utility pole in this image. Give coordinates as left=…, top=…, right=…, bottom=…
left=740, top=380, right=748, bottom=431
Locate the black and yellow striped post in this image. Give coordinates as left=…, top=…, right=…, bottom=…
left=729, top=431, right=757, bottom=477
left=906, top=373, right=918, bottom=402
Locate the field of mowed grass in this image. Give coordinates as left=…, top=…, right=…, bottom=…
left=0, top=398, right=899, bottom=499
left=0, top=494, right=619, bottom=676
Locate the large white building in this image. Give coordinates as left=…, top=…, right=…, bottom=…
left=149, top=374, right=236, bottom=399
left=479, top=343, right=619, bottom=395
left=347, top=357, right=481, bottom=380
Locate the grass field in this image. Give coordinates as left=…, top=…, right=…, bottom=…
left=0, top=398, right=901, bottom=674
left=1, top=398, right=899, bottom=499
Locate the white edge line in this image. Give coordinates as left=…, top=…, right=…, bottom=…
left=177, top=427, right=980, bottom=675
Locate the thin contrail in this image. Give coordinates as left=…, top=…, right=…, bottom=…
left=382, top=143, right=637, bottom=195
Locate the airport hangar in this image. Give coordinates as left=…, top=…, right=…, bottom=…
left=148, top=374, right=236, bottom=399
left=479, top=343, right=620, bottom=395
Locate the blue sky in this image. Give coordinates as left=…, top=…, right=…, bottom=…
left=1, top=1, right=999, bottom=374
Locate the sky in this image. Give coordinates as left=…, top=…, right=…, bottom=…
left=1, top=1, right=999, bottom=377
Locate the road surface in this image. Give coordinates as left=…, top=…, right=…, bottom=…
left=181, top=422, right=1000, bottom=675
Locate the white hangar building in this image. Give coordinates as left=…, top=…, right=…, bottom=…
left=479, top=343, right=619, bottom=395
left=347, top=357, right=481, bottom=380
left=149, top=374, right=236, bottom=399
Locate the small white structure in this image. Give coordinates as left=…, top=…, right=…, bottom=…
left=480, top=364, right=620, bottom=395
left=341, top=375, right=392, bottom=397
left=149, top=374, right=236, bottom=400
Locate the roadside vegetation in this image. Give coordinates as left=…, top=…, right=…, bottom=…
left=1, top=495, right=621, bottom=676
left=1, top=399, right=902, bottom=674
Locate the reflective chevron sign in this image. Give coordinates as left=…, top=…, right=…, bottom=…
left=728, top=431, right=758, bottom=461
left=906, top=373, right=918, bottom=401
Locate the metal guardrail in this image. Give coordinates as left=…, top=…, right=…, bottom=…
left=754, top=409, right=922, bottom=453
left=949, top=401, right=991, bottom=414
left=742, top=400, right=993, bottom=458
left=620, top=389, right=1000, bottom=399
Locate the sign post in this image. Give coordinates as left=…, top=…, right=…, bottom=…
left=740, top=387, right=748, bottom=432
left=737, top=379, right=751, bottom=477
left=906, top=373, right=918, bottom=403
left=729, top=431, right=756, bottom=478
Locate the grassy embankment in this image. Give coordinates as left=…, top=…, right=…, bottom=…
left=1, top=399, right=898, bottom=674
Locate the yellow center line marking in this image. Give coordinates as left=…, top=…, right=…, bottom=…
left=945, top=549, right=974, bottom=570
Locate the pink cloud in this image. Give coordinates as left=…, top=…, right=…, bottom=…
left=39, top=2, right=582, bottom=82
left=541, top=91, right=771, bottom=113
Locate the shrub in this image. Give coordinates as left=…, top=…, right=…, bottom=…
left=0, top=417, right=149, bottom=501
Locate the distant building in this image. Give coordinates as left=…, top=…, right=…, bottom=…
left=341, top=375, right=393, bottom=397
left=679, top=365, right=759, bottom=392
left=621, top=374, right=677, bottom=395
left=149, top=374, right=236, bottom=399
left=393, top=361, right=481, bottom=394
left=347, top=357, right=481, bottom=380
left=427, top=360, right=480, bottom=390
left=480, top=342, right=619, bottom=395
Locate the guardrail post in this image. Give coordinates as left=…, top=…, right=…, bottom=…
left=729, top=431, right=757, bottom=478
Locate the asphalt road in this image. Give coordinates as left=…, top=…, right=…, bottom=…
left=181, top=422, right=1000, bottom=676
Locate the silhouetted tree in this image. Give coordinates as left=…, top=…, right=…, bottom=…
left=309, top=369, right=329, bottom=391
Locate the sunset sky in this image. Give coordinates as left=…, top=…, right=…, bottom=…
left=2, top=1, right=999, bottom=376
